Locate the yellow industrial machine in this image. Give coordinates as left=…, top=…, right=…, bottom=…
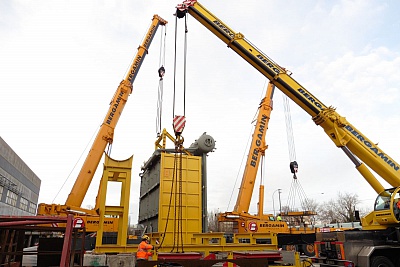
left=175, top=1, right=400, bottom=265
left=217, top=82, right=316, bottom=255
left=139, top=130, right=205, bottom=247
left=36, top=15, right=167, bottom=233
left=138, top=130, right=306, bottom=266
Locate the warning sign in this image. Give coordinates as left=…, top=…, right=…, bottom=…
left=73, top=217, right=85, bottom=228
left=248, top=221, right=258, bottom=232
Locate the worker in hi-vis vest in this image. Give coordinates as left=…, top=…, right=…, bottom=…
left=136, top=235, right=154, bottom=261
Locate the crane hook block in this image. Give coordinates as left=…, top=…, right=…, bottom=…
left=176, top=8, right=187, bottom=19
left=290, top=161, right=298, bottom=174
left=173, top=115, right=186, bottom=135
left=158, top=66, right=165, bottom=79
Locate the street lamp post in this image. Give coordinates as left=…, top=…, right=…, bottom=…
left=272, top=189, right=282, bottom=216
left=278, top=189, right=282, bottom=215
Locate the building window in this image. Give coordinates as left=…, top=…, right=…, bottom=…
left=20, top=197, right=28, bottom=211
left=6, top=190, right=18, bottom=206
left=0, top=186, right=3, bottom=200
left=29, top=202, right=37, bottom=214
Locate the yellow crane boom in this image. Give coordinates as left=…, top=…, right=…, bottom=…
left=176, top=1, right=400, bottom=194
left=37, top=15, right=167, bottom=222
left=234, top=82, right=274, bottom=215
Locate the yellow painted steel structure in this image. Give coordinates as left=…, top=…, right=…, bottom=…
left=92, top=130, right=284, bottom=258
left=151, top=232, right=278, bottom=254
left=94, top=154, right=133, bottom=253
left=36, top=15, right=167, bottom=234
left=156, top=152, right=203, bottom=246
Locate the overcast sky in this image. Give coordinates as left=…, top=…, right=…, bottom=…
left=1, top=0, right=400, bottom=222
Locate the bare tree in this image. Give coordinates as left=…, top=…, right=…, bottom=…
left=318, top=192, right=360, bottom=224
left=207, top=209, right=219, bottom=232
left=336, top=192, right=359, bottom=222
left=318, top=200, right=341, bottom=224
left=280, top=205, right=292, bottom=214
left=302, top=198, right=319, bottom=212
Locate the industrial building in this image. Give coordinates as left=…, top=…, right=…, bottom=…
left=0, top=137, right=41, bottom=216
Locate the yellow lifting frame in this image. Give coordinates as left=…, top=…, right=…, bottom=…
left=94, top=154, right=133, bottom=253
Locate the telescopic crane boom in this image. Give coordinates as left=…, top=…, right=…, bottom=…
left=234, top=82, right=274, bottom=215
left=175, top=0, right=400, bottom=196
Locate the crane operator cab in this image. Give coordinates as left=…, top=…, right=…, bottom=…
left=374, top=187, right=400, bottom=224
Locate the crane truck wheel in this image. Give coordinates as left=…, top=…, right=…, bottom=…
left=370, top=256, right=395, bottom=267
left=301, top=244, right=315, bottom=257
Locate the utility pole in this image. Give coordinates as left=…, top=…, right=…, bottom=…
left=278, top=189, right=282, bottom=215
left=272, top=188, right=282, bottom=216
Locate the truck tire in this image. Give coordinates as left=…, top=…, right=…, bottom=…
left=371, top=256, right=395, bottom=267
left=301, top=244, right=315, bottom=257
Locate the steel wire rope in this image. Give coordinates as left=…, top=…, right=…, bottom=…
left=161, top=13, right=186, bottom=251
left=283, top=95, right=314, bottom=227
left=178, top=152, right=184, bottom=252
left=172, top=10, right=188, bottom=119
left=227, top=128, right=252, bottom=211
left=168, top=12, right=188, bottom=252
left=156, top=24, right=167, bottom=136
left=182, top=13, right=188, bottom=116
left=172, top=154, right=178, bottom=251
left=156, top=77, right=164, bottom=136
left=172, top=13, right=178, bottom=118
left=283, top=95, right=301, bottom=212
left=171, top=152, right=185, bottom=252
left=158, top=152, right=177, bottom=250
left=51, top=128, right=98, bottom=203
left=284, top=96, right=296, bottom=162
left=52, top=115, right=109, bottom=203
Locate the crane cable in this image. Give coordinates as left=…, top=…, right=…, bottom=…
left=172, top=152, right=184, bottom=252
left=157, top=152, right=184, bottom=252
left=156, top=23, right=167, bottom=137
left=283, top=95, right=311, bottom=213
left=162, top=12, right=189, bottom=252
left=284, top=96, right=296, bottom=165
left=172, top=11, right=188, bottom=119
